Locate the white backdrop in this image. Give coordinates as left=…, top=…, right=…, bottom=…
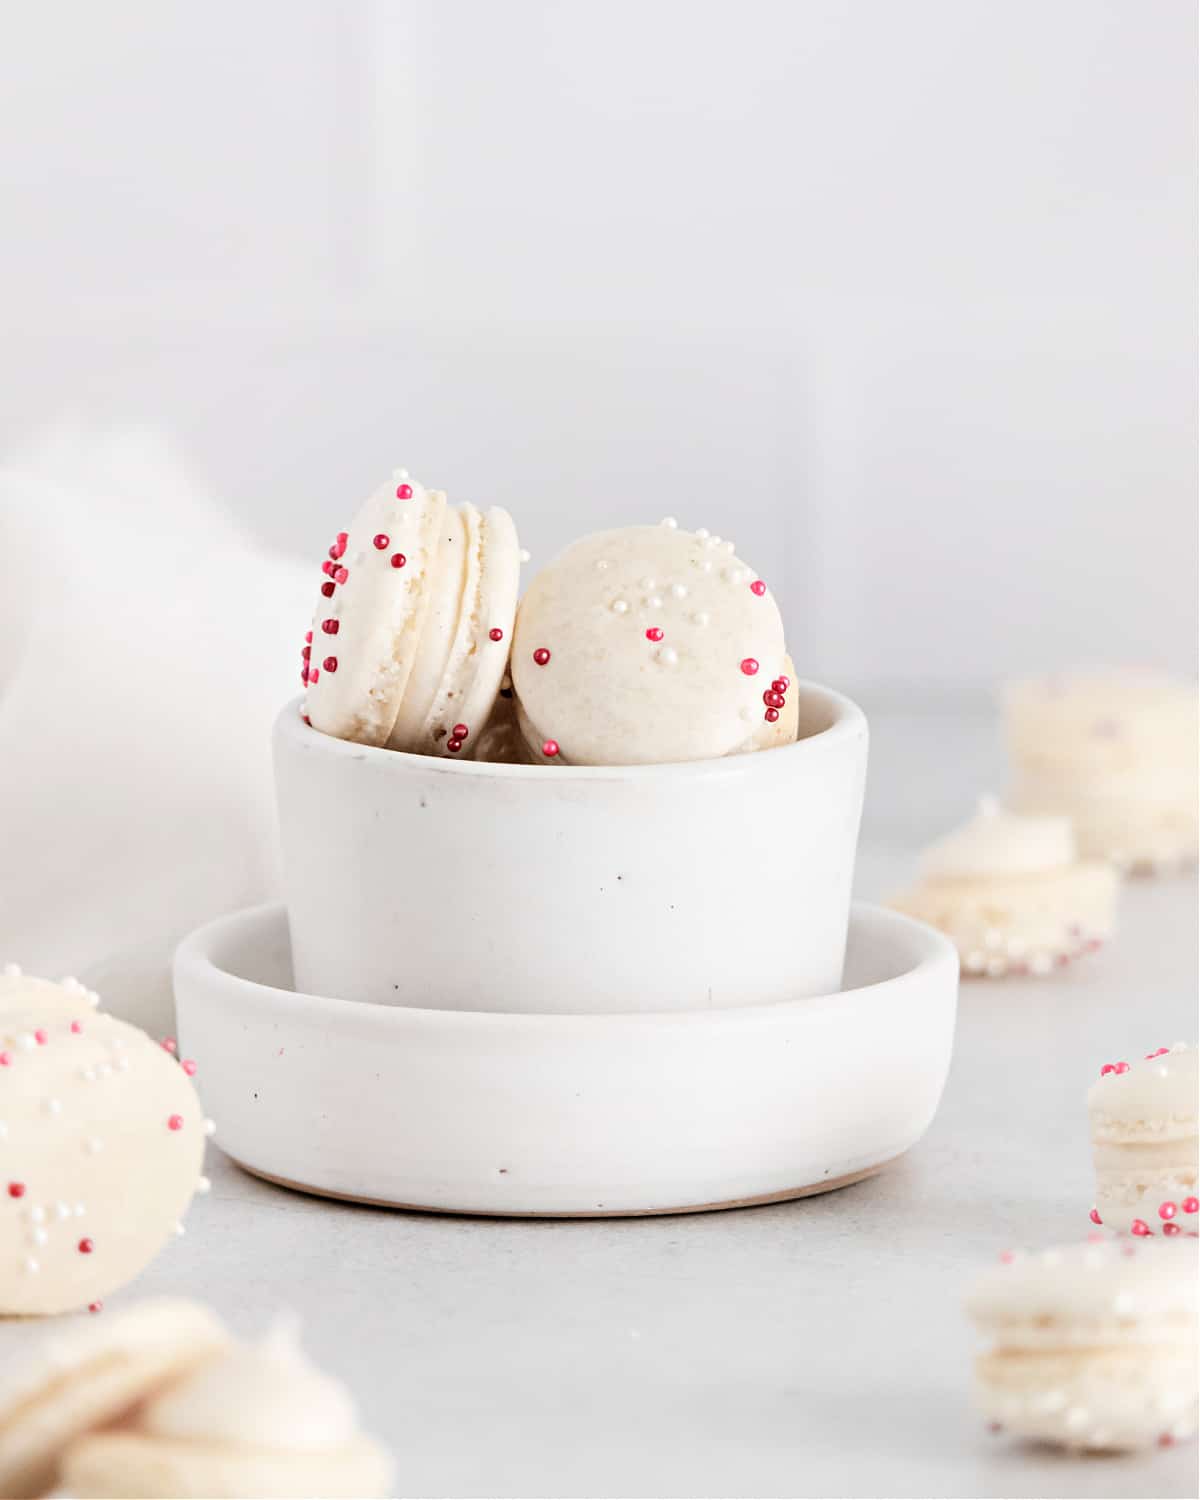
left=2, top=0, right=1196, bottom=692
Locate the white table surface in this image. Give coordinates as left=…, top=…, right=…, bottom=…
left=3, top=706, right=1197, bottom=1500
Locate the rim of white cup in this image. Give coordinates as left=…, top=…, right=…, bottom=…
left=278, top=678, right=866, bottom=782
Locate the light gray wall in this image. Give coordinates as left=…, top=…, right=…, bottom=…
left=3, top=0, right=1195, bottom=691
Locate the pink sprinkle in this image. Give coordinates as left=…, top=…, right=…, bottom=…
left=321, top=560, right=335, bottom=577
left=1099, top=1063, right=1115, bottom=1076
left=740, top=658, right=759, bottom=676
left=1163, top=1222, right=1181, bottom=1236
left=1130, top=1218, right=1151, bottom=1236
left=453, top=724, right=469, bottom=739
left=162, top=1038, right=177, bottom=1054
left=333, top=566, right=349, bottom=585
left=78, top=1237, right=94, bottom=1254
left=533, top=648, right=551, bottom=666
left=309, top=669, right=319, bottom=684
left=1159, top=1201, right=1178, bottom=1220
left=1158, top=1433, right=1176, bottom=1448
left=88, top=1300, right=103, bottom=1314
left=70, top=1021, right=83, bottom=1035
left=34, top=1030, right=47, bottom=1046
left=446, top=738, right=463, bottom=753
left=1087, top=1230, right=1105, bottom=1243
left=8, top=1182, right=25, bottom=1198
left=0, top=1052, right=10, bottom=1067
left=373, top=533, right=390, bottom=550
left=542, top=740, right=560, bottom=758
left=391, top=553, right=406, bottom=569
left=1183, top=1197, right=1199, bottom=1214
left=1113, top=1061, right=1130, bottom=1074
left=749, top=580, right=767, bottom=597
left=321, top=580, right=336, bottom=597
left=1089, top=1207, right=1103, bottom=1225
left=1145, top=1047, right=1169, bottom=1058
left=167, top=1114, right=184, bottom=1131
left=396, top=483, right=413, bottom=499
left=645, top=627, right=664, bottom=642
left=489, top=628, right=504, bottom=642
left=181, top=1059, right=197, bottom=1076
left=323, top=656, right=338, bottom=673
left=999, top=1250, right=1015, bottom=1263
left=329, top=539, right=346, bottom=561
left=764, top=707, right=780, bottom=723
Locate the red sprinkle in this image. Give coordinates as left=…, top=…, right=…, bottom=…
left=542, top=740, right=560, bottom=758
left=7, top=1182, right=25, bottom=1198
left=533, top=648, right=551, bottom=666
left=489, top=628, right=504, bottom=642
left=749, top=580, right=767, bottom=597
left=323, top=656, right=338, bottom=673
left=321, top=580, right=336, bottom=597
left=396, top=483, right=413, bottom=499
left=391, top=553, right=406, bottom=569
left=302, top=646, right=311, bottom=661
left=1163, top=1222, right=1182, bottom=1236
left=167, top=1115, right=184, bottom=1132
left=333, top=566, right=349, bottom=585
left=78, top=1238, right=94, bottom=1254
left=181, top=1059, right=197, bottom=1076
left=645, top=627, right=664, bottom=642
left=1159, top=1201, right=1178, bottom=1220
left=763, top=690, right=785, bottom=709
left=373, top=533, right=390, bottom=550
left=446, top=738, right=463, bottom=753
left=305, top=630, right=312, bottom=643
left=776, top=675, right=790, bottom=690
left=322, top=560, right=336, bottom=578
left=308, top=669, right=319, bottom=684
left=1184, top=1197, right=1200, bottom=1214
left=740, top=658, right=759, bottom=676
left=1130, top=1218, right=1151, bottom=1236
left=329, top=539, right=346, bottom=561
left=453, top=724, right=469, bottom=739
left=764, top=707, right=780, bottom=723
left=1089, top=1207, right=1102, bottom=1225
left=88, top=1301, right=103, bottom=1313
left=321, top=619, right=339, bottom=635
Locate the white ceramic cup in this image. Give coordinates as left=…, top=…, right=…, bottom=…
left=274, top=681, right=868, bottom=1014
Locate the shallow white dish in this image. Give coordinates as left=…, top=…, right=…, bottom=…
left=173, top=902, right=957, bottom=1217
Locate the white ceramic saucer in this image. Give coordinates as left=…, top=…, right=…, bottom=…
left=173, top=903, right=957, bottom=1217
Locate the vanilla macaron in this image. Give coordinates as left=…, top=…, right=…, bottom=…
left=61, top=1315, right=394, bottom=1498
left=888, top=797, right=1118, bottom=977
left=304, top=469, right=520, bottom=758
left=0, top=969, right=211, bottom=1316
left=965, top=1238, right=1198, bottom=1451
left=1088, top=1043, right=1198, bottom=1237
left=0, top=1298, right=228, bottom=1499
left=511, top=522, right=788, bottom=765
left=1006, top=671, right=1199, bottom=874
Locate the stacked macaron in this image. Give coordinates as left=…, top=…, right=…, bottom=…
left=1005, top=671, right=1199, bottom=874
left=888, top=797, right=1118, bottom=977
left=301, top=486, right=801, bottom=767
left=0, top=967, right=212, bottom=1317
left=965, top=1239, right=1198, bottom=1451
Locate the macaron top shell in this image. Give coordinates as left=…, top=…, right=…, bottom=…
left=1088, top=1044, right=1197, bottom=1142
left=919, top=798, right=1076, bottom=881
left=512, top=524, right=787, bottom=765
left=966, top=1239, right=1198, bottom=1351
left=306, top=471, right=448, bottom=747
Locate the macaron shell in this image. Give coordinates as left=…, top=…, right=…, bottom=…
left=0, top=1006, right=206, bottom=1316
left=0, top=1298, right=228, bottom=1500
left=512, top=525, right=787, bottom=765
left=1089, top=1045, right=1198, bottom=1234
left=445, top=505, right=521, bottom=759
left=305, top=473, right=447, bottom=747
left=61, top=1431, right=395, bottom=1499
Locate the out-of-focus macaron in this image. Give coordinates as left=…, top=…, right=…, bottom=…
left=303, top=469, right=520, bottom=758
left=1088, top=1044, right=1198, bottom=1237
left=511, top=521, right=787, bottom=765
left=1005, top=671, right=1199, bottom=874
left=0, top=1298, right=228, bottom=1500
left=965, top=1238, right=1198, bottom=1451
left=888, top=797, right=1117, bottom=977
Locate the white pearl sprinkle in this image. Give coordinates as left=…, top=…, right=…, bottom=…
left=595, top=559, right=609, bottom=570
left=86, top=991, right=99, bottom=1008
left=983, top=929, right=1004, bottom=951
left=197, top=1176, right=212, bottom=1195
left=29, top=1227, right=47, bottom=1248
left=695, top=528, right=709, bottom=540
left=656, top=647, right=679, bottom=666
left=2, top=962, right=20, bottom=977
left=43, top=1098, right=61, bottom=1116
left=610, top=599, right=628, bottom=614
left=81, top=1068, right=96, bottom=1083
left=16, top=1033, right=35, bottom=1053
left=722, top=539, right=735, bottom=553
left=723, top=567, right=746, bottom=584
left=203, top=1119, right=216, bottom=1137
left=660, top=517, right=677, bottom=528
left=706, top=534, right=722, bottom=548
left=700, top=559, right=713, bottom=573
left=1171, top=1041, right=1189, bottom=1053
left=24, top=1256, right=39, bottom=1275
left=28, top=1204, right=45, bottom=1223
left=392, top=467, right=409, bottom=481
left=85, top=1137, right=103, bottom=1154
left=518, top=549, right=531, bottom=564
left=62, top=976, right=83, bottom=993
left=53, top=1201, right=70, bottom=1221
left=670, top=583, right=687, bottom=599
left=115, top=1056, right=129, bottom=1072
left=693, top=611, right=710, bottom=626
left=645, top=595, right=662, bottom=609
left=639, top=576, right=656, bottom=590
left=175, top=1222, right=186, bottom=1237
left=1031, top=954, right=1053, bottom=976
left=74, top=1203, right=86, bottom=1217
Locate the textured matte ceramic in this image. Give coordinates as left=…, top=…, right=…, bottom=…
left=273, top=682, right=868, bottom=1014
left=173, top=902, right=957, bottom=1217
